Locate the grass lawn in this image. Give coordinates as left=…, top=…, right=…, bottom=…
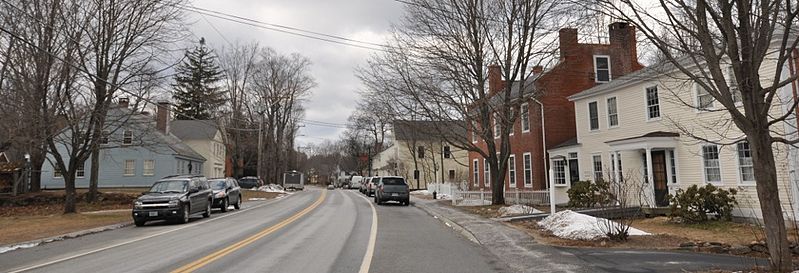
left=0, top=211, right=130, bottom=245
left=241, top=190, right=283, bottom=201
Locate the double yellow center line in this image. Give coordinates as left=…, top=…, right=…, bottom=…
left=171, top=190, right=327, bottom=273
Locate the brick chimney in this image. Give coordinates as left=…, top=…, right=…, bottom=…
left=118, top=97, right=129, bottom=108
left=608, top=22, right=641, bottom=76
left=488, top=64, right=503, bottom=95
left=558, top=28, right=578, bottom=61
left=156, top=101, right=170, bottom=134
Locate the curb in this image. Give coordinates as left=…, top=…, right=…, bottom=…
left=0, top=221, right=132, bottom=254
left=411, top=199, right=481, bottom=245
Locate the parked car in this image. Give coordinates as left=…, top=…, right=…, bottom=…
left=359, top=177, right=370, bottom=194
left=374, top=176, right=410, bottom=206
left=349, top=176, right=364, bottom=190
left=132, top=175, right=213, bottom=226
left=238, top=176, right=263, bottom=189
left=365, top=176, right=379, bottom=197
left=209, top=177, right=242, bottom=212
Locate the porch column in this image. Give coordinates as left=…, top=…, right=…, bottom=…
left=645, top=147, right=654, bottom=185
left=612, top=151, right=619, bottom=183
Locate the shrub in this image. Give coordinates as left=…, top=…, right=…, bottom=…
left=567, top=180, right=613, bottom=208
left=669, top=184, right=738, bottom=223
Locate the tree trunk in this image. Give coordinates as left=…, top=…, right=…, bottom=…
left=749, top=132, right=792, bottom=272
left=64, top=174, right=77, bottom=214
left=29, top=153, right=45, bottom=192
left=491, top=159, right=505, bottom=205
left=87, top=147, right=100, bottom=202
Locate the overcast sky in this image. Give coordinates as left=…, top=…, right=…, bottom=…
left=188, top=0, right=405, bottom=146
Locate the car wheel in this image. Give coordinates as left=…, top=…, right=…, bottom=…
left=404, top=199, right=410, bottom=206
left=134, top=219, right=146, bottom=227
left=234, top=195, right=241, bottom=210
left=203, top=201, right=211, bottom=218
left=179, top=204, right=190, bottom=224
left=221, top=198, right=229, bottom=212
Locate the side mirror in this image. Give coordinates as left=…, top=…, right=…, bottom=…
left=141, top=191, right=149, bottom=196
left=189, top=187, right=199, bottom=194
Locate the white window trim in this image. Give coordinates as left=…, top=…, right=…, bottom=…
left=735, top=141, right=756, bottom=186
left=473, top=159, right=479, bottom=186
left=122, top=130, right=133, bottom=145
left=493, top=113, right=500, bottom=139
left=53, top=165, right=63, bottom=179
left=124, top=159, right=136, bottom=177
left=143, top=160, right=155, bottom=176
left=593, top=55, right=612, bottom=83
left=606, top=96, right=619, bottom=128
left=508, top=154, right=516, bottom=188
left=553, top=159, right=568, bottom=187
left=700, top=144, right=723, bottom=184
left=521, top=103, right=530, bottom=133
left=693, top=81, right=716, bottom=112
left=76, top=163, right=85, bottom=178
left=726, top=65, right=744, bottom=107
left=645, top=85, right=662, bottom=122
left=523, top=152, right=533, bottom=188
left=592, top=154, right=603, bottom=182
left=588, top=101, right=600, bottom=131
left=483, top=159, right=491, bottom=187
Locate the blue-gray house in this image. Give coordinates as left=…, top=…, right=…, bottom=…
left=41, top=99, right=206, bottom=189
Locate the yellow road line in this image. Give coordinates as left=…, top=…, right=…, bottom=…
left=170, top=190, right=327, bottom=273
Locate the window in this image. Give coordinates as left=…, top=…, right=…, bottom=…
left=592, top=155, right=603, bottom=181
left=523, top=153, right=532, bottom=187
left=669, top=150, right=677, bottom=184
left=471, top=123, right=478, bottom=143
left=443, top=146, right=451, bottom=158
left=124, top=160, right=135, bottom=176
left=646, top=86, right=660, bottom=119
left=695, top=82, right=715, bottom=110
left=737, top=142, right=754, bottom=183
left=702, top=145, right=722, bottom=183
left=100, top=130, right=109, bottom=145
left=123, top=130, right=133, bottom=145
left=493, top=113, right=500, bottom=138
left=417, top=146, right=425, bottom=158
left=143, top=160, right=155, bottom=176
left=508, top=154, right=516, bottom=187
left=53, top=165, right=62, bottom=178
left=594, top=55, right=611, bottom=83
left=588, top=101, right=599, bottom=130
left=76, top=163, right=85, bottom=178
left=553, top=159, right=566, bottom=185
left=606, top=97, right=618, bottom=127
left=483, top=159, right=490, bottom=186
left=727, top=66, right=742, bottom=103
left=448, top=170, right=455, bottom=180
left=473, top=159, right=479, bottom=186
left=521, top=103, right=530, bottom=132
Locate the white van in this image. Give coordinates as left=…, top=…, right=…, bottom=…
left=349, top=176, right=364, bottom=189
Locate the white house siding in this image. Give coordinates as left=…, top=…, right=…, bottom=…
left=181, top=131, right=226, bottom=178
left=561, top=57, right=799, bottom=220
left=391, top=139, right=470, bottom=190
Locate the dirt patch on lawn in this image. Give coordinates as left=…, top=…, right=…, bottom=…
left=0, top=211, right=130, bottom=245
left=241, top=190, right=283, bottom=201
left=0, top=190, right=139, bottom=216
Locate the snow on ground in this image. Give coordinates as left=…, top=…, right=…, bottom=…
left=437, top=193, right=452, bottom=200
left=457, top=199, right=493, bottom=206
left=0, top=242, right=39, bottom=254
left=248, top=198, right=268, bottom=201
left=256, top=184, right=288, bottom=193
left=498, top=205, right=544, bottom=217
left=411, top=190, right=431, bottom=195
left=539, top=210, right=650, bottom=240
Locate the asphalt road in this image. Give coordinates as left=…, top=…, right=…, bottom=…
left=0, top=188, right=509, bottom=273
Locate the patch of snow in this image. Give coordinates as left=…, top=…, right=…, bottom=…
left=457, top=199, right=493, bottom=206
left=0, top=242, right=39, bottom=254
left=248, top=198, right=268, bottom=201
left=255, top=184, right=288, bottom=193
left=539, top=210, right=650, bottom=240
left=437, top=194, right=452, bottom=200
left=498, top=205, right=544, bottom=217
left=411, top=190, right=431, bottom=195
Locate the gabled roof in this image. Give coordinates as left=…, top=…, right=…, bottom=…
left=106, top=107, right=205, bottom=161
left=170, top=120, right=220, bottom=141
left=605, top=131, right=680, bottom=144
left=393, top=120, right=467, bottom=143
left=551, top=137, right=580, bottom=149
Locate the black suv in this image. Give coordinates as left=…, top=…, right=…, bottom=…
left=209, top=177, right=242, bottom=212
left=238, top=176, right=263, bottom=189
left=132, top=175, right=213, bottom=226
left=374, top=176, right=410, bottom=206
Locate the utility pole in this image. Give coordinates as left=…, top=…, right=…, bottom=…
left=257, top=112, right=264, bottom=179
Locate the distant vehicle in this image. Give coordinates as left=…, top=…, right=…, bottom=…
left=238, top=176, right=263, bottom=189
left=209, top=178, right=242, bottom=212
left=283, top=170, right=305, bottom=190
left=132, top=175, right=212, bottom=226
left=359, top=177, right=371, bottom=194
left=365, top=177, right=379, bottom=197
left=374, top=176, right=410, bottom=206
left=327, top=184, right=335, bottom=190
left=349, top=176, right=364, bottom=189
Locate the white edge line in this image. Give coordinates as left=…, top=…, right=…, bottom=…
left=7, top=194, right=291, bottom=273
left=353, top=191, right=378, bottom=273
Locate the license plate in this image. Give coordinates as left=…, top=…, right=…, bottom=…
left=391, top=193, right=398, bottom=196
left=149, top=211, right=158, bottom=217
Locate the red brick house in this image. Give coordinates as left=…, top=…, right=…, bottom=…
left=468, top=22, right=644, bottom=191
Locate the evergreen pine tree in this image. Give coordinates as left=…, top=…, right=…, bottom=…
left=172, top=38, right=226, bottom=120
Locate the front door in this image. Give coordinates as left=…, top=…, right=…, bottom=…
left=651, top=151, right=669, bottom=207
left=568, top=158, right=580, bottom=183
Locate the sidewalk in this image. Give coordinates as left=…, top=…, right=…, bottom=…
left=412, top=197, right=765, bottom=273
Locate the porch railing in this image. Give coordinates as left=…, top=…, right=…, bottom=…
left=452, top=189, right=550, bottom=206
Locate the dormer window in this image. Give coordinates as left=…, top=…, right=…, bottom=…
left=123, top=130, right=133, bottom=145
left=594, top=55, right=611, bottom=83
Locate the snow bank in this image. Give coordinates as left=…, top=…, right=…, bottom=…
left=437, top=193, right=452, bottom=200
left=539, top=210, right=649, bottom=240
left=458, top=199, right=492, bottom=206
left=0, top=242, right=39, bottom=254
left=498, top=205, right=543, bottom=217
left=411, top=190, right=431, bottom=195
left=255, top=184, right=287, bottom=193
left=248, top=198, right=268, bottom=201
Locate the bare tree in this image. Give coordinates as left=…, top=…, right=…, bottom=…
left=219, top=41, right=260, bottom=177
left=591, top=0, right=799, bottom=270
left=358, top=0, right=570, bottom=204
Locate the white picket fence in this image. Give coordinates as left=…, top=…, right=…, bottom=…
left=452, top=189, right=550, bottom=206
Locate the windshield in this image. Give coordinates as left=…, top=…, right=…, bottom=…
left=149, top=180, right=188, bottom=193
left=381, top=177, right=406, bottom=186
left=209, top=180, right=227, bottom=190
